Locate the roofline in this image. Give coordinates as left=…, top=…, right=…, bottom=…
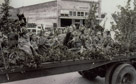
left=17, top=0, right=57, bottom=9
left=61, top=0, right=99, bottom=3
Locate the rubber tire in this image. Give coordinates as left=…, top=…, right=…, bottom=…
left=78, top=70, right=97, bottom=80
left=105, top=64, right=120, bottom=84
left=111, top=64, right=136, bottom=84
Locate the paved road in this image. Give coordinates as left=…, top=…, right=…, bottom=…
left=3, top=72, right=105, bottom=84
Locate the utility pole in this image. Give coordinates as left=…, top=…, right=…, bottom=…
left=57, top=0, right=59, bottom=28
left=57, top=0, right=61, bottom=28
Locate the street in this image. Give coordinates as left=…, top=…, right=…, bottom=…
left=3, top=72, right=105, bottom=84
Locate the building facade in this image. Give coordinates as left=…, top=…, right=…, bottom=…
left=57, top=0, right=101, bottom=27
left=17, top=0, right=101, bottom=29
left=18, top=1, right=57, bottom=28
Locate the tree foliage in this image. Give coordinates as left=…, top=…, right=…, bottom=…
left=0, top=0, right=13, bottom=34
left=85, top=2, right=98, bottom=28
left=0, top=0, right=11, bottom=19
left=113, top=0, right=136, bottom=52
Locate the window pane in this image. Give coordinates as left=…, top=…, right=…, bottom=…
left=69, top=11, right=72, bottom=16
left=81, top=12, right=84, bottom=16
left=78, top=12, right=81, bottom=16
left=73, top=11, right=76, bottom=16
left=38, top=26, right=41, bottom=29
left=65, top=14, right=68, bottom=16
left=32, top=29, right=36, bottom=32
left=61, top=14, right=64, bottom=16
left=85, top=12, right=88, bottom=16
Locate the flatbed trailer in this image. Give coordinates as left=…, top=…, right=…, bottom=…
left=0, top=53, right=136, bottom=84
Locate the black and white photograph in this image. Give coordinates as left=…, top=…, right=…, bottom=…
left=0, top=0, right=136, bottom=84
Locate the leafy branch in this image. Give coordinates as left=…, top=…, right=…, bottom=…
left=113, top=0, right=136, bottom=52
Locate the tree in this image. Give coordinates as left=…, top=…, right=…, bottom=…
left=0, top=0, right=11, bottom=20
left=0, top=0, right=12, bottom=34
left=85, top=2, right=98, bottom=28
left=113, top=0, right=136, bottom=52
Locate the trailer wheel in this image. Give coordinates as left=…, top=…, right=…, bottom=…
left=78, top=70, right=97, bottom=80
left=105, top=64, right=119, bottom=84
left=111, top=64, right=136, bottom=84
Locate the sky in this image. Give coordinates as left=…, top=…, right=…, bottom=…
left=0, top=0, right=4, bottom=5
left=0, top=0, right=134, bottom=14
